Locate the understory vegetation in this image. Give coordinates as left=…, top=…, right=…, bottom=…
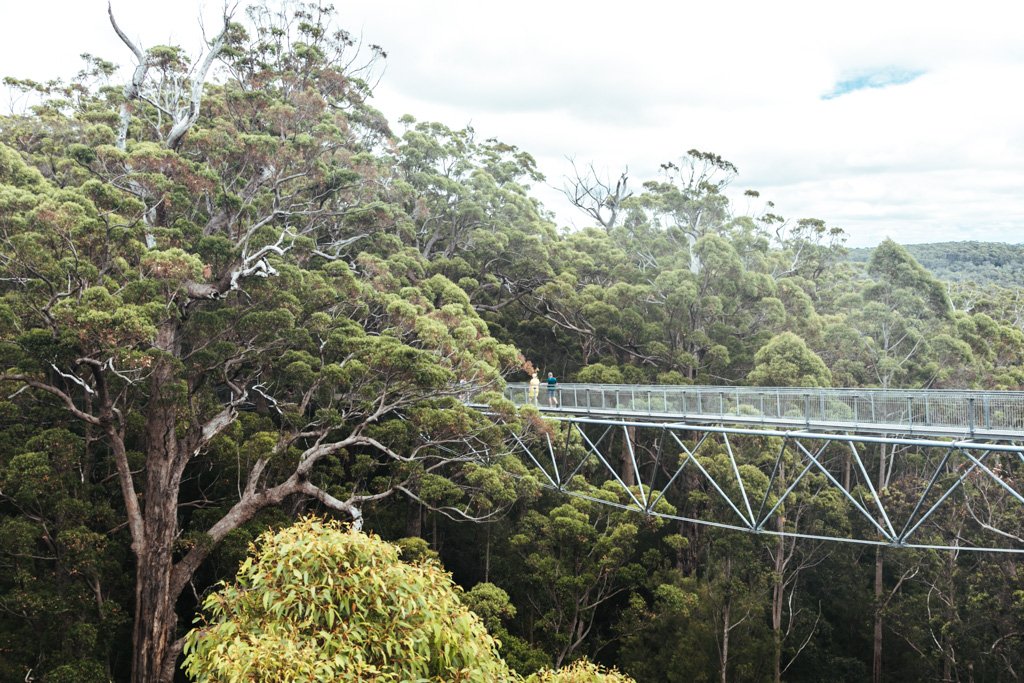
left=1, top=2, right=1023, bottom=682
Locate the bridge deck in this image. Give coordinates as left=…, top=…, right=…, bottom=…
left=505, top=383, right=1024, bottom=440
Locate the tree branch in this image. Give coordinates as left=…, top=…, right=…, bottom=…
left=165, top=12, right=231, bottom=150
left=108, top=2, right=150, bottom=151
left=0, top=374, right=102, bottom=425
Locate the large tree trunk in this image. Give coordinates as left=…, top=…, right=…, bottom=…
left=132, top=526, right=179, bottom=683
left=405, top=499, right=423, bottom=538
left=720, top=556, right=732, bottom=683
left=873, top=547, right=884, bottom=683
left=873, top=442, right=888, bottom=683
left=772, top=532, right=785, bottom=683
left=771, top=458, right=788, bottom=683
left=131, top=326, right=187, bottom=683
left=619, top=425, right=637, bottom=487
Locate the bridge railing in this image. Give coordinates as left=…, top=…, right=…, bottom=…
left=505, top=383, right=1024, bottom=438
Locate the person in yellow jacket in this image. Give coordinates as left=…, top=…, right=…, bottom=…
left=528, top=372, right=540, bottom=404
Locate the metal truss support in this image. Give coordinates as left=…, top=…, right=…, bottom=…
left=505, top=416, right=1024, bottom=553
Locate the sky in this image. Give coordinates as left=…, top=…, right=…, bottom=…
left=2, top=0, right=1024, bottom=247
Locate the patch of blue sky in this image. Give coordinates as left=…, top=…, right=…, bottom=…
left=822, top=67, right=926, bottom=100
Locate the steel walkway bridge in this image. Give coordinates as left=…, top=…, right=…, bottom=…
left=501, top=383, right=1024, bottom=553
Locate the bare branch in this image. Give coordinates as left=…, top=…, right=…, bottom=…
left=0, top=374, right=102, bottom=426
left=50, top=363, right=95, bottom=395
left=562, top=159, right=631, bottom=231
left=295, top=480, right=364, bottom=530
left=108, top=3, right=150, bottom=151
left=165, top=11, right=232, bottom=150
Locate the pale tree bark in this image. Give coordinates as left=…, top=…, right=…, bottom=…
left=720, top=556, right=732, bottom=683
left=767, top=455, right=828, bottom=683
left=873, top=441, right=893, bottom=683
left=562, top=160, right=631, bottom=231
left=108, top=3, right=149, bottom=152
left=108, top=3, right=231, bottom=152
left=164, top=27, right=229, bottom=151
left=108, top=3, right=232, bottom=250
left=773, top=521, right=786, bottom=683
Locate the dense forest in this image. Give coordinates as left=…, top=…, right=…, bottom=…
left=849, top=241, right=1024, bottom=287
left=2, top=3, right=1024, bottom=682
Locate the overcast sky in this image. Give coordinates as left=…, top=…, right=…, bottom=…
left=3, top=0, right=1024, bottom=247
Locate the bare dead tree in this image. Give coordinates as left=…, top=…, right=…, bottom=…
left=562, top=159, right=632, bottom=231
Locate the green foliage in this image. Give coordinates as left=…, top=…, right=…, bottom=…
left=0, top=4, right=531, bottom=679
left=524, top=659, right=636, bottom=683
left=866, top=239, right=951, bottom=318
left=850, top=240, right=1024, bottom=287
left=502, top=476, right=673, bottom=669
left=183, top=518, right=514, bottom=682
left=42, top=660, right=108, bottom=683
left=575, top=363, right=624, bottom=384
left=3, top=3, right=1024, bottom=682
left=747, top=331, right=831, bottom=387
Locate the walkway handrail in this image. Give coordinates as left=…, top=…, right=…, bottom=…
left=505, top=383, right=1024, bottom=440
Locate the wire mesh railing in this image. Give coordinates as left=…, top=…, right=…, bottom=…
left=505, top=383, right=1024, bottom=439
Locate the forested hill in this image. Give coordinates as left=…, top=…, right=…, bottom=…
left=849, top=241, right=1024, bottom=285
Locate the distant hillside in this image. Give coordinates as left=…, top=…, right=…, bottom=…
left=848, top=241, right=1024, bottom=286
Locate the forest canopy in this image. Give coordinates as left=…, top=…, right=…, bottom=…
left=849, top=241, right=1024, bottom=286
left=1, top=2, right=1023, bottom=683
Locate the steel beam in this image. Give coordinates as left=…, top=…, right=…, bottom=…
left=503, top=413, right=1024, bottom=553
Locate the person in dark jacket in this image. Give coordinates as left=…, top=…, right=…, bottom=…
left=546, top=372, right=558, bottom=406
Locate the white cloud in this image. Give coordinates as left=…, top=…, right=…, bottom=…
left=2, top=0, right=1024, bottom=247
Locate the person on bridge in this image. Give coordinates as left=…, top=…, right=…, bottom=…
left=546, top=372, right=558, bottom=406
left=528, top=372, right=540, bottom=404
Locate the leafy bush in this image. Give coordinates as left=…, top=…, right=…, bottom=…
left=183, top=517, right=513, bottom=682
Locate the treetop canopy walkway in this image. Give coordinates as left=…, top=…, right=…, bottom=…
left=500, top=383, right=1024, bottom=553
left=504, top=382, right=1024, bottom=441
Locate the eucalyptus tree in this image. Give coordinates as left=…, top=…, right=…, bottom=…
left=819, top=240, right=955, bottom=682
left=614, top=565, right=707, bottom=682
left=184, top=516, right=650, bottom=682
left=0, top=4, right=526, bottom=681
left=0, top=421, right=130, bottom=682
left=746, top=338, right=841, bottom=680
left=630, top=150, right=737, bottom=275
left=505, top=478, right=673, bottom=669
left=747, top=332, right=831, bottom=388
left=879, top=546, right=1024, bottom=681
left=392, top=118, right=557, bottom=310
left=882, top=465, right=1024, bottom=679
left=767, top=218, right=848, bottom=286
left=619, top=158, right=789, bottom=381
left=827, top=239, right=950, bottom=390
left=942, top=309, right=1024, bottom=388
left=183, top=517, right=514, bottom=682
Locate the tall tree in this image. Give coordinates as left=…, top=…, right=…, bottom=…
left=630, top=149, right=737, bottom=277
left=824, top=240, right=952, bottom=683
left=0, top=5, right=524, bottom=681
left=506, top=478, right=671, bottom=668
